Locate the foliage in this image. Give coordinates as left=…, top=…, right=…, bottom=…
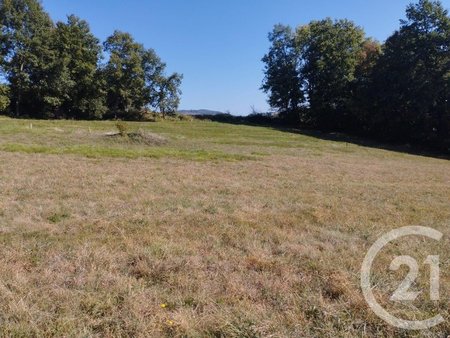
left=151, top=73, right=183, bottom=117
left=115, top=121, right=129, bottom=137
left=296, top=19, right=366, bottom=129
left=370, top=0, right=450, bottom=147
left=103, top=31, right=147, bottom=119
left=261, top=0, right=450, bottom=151
left=261, top=25, right=303, bottom=119
left=0, top=83, right=10, bottom=113
left=0, top=0, right=54, bottom=117
left=349, top=39, right=382, bottom=132
left=102, top=31, right=182, bottom=120
left=51, top=15, right=106, bottom=119
left=0, top=0, right=182, bottom=120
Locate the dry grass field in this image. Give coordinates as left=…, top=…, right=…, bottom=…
left=0, top=116, right=449, bottom=337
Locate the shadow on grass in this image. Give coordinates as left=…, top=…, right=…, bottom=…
left=194, top=114, right=450, bottom=161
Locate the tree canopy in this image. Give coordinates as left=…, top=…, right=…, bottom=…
left=370, top=0, right=450, bottom=145
left=296, top=19, right=366, bottom=129
left=261, top=24, right=303, bottom=121
left=261, top=0, right=450, bottom=151
left=0, top=0, right=182, bottom=120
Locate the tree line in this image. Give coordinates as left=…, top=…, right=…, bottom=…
left=262, top=0, right=450, bottom=151
left=0, top=0, right=182, bottom=120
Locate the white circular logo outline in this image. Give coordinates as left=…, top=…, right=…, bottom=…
left=361, top=226, right=444, bottom=330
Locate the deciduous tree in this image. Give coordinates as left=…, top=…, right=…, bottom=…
left=51, top=15, right=106, bottom=119
left=261, top=24, right=303, bottom=121
left=296, top=19, right=366, bottom=130
left=371, top=0, right=450, bottom=146
left=0, top=0, right=54, bottom=117
left=152, top=72, right=183, bottom=117
left=103, top=31, right=147, bottom=119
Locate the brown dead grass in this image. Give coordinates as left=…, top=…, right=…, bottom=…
left=0, top=118, right=449, bottom=337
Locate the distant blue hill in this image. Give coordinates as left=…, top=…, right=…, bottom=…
left=178, top=109, right=224, bottom=116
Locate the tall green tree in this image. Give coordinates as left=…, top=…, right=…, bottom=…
left=0, top=0, right=54, bottom=117
left=151, top=72, right=183, bottom=117
left=141, top=48, right=166, bottom=111
left=103, top=31, right=183, bottom=119
left=296, top=19, right=366, bottom=130
left=261, top=24, right=303, bottom=120
left=350, top=39, right=382, bottom=132
left=51, top=15, right=105, bottom=119
left=371, top=0, right=450, bottom=146
left=1, top=1, right=182, bottom=121
left=103, top=31, right=147, bottom=119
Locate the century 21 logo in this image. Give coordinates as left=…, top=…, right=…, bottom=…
left=361, top=226, right=444, bottom=330
left=389, top=254, right=439, bottom=302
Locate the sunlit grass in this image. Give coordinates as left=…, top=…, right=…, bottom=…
left=0, top=116, right=448, bottom=337
left=0, top=143, right=255, bottom=161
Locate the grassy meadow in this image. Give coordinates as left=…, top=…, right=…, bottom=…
left=0, top=116, right=449, bottom=337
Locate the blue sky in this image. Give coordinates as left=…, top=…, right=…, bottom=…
left=43, top=0, right=450, bottom=115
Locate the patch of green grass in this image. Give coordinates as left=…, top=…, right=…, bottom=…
left=0, top=116, right=423, bottom=161
left=0, top=143, right=255, bottom=161
left=47, top=212, right=70, bottom=224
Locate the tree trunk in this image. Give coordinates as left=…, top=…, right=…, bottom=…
left=15, top=62, right=25, bottom=117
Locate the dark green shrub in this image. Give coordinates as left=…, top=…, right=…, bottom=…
left=0, top=84, right=10, bottom=114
